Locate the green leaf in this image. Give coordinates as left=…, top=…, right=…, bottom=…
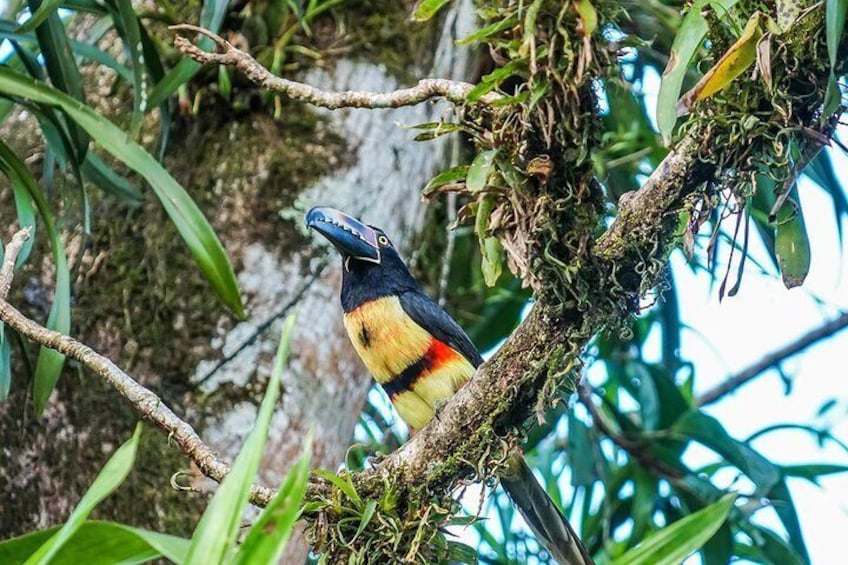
left=313, top=468, right=362, bottom=508
left=147, top=0, right=230, bottom=108
left=0, top=66, right=245, bottom=316
left=672, top=411, right=780, bottom=494
left=422, top=165, right=469, bottom=195
left=457, top=13, right=517, bottom=46
left=17, top=0, right=63, bottom=33
left=804, top=149, right=848, bottom=241
left=781, top=463, right=848, bottom=483
left=767, top=479, right=810, bottom=562
left=467, top=149, right=497, bottom=192
left=827, top=0, right=848, bottom=68
left=0, top=140, right=71, bottom=415
left=0, top=323, right=11, bottom=400
left=611, top=494, right=736, bottom=565
left=234, top=433, right=312, bottom=564
left=185, top=315, right=297, bottom=565
left=23, top=423, right=143, bottom=565
left=656, top=0, right=740, bottom=145
left=0, top=520, right=189, bottom=564
left=677, top=12, right=762, bottom=115
left=109, top=0, right=146, bottom=136
left=411, top=0, right=452, bottom=22
left=27, top=0, right=89, bottom=161
left=568, top=411, right=598, bottom=486
left=774, top=189, right=811, bottom=289
left=81, top=152, right=144, bottom=203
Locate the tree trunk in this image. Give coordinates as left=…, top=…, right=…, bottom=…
left=0, top=2, right=476, bottom=554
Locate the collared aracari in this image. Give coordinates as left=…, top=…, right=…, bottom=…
left=307, top=206, right=594, bottom=565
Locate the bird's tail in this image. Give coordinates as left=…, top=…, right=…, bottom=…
left=499, top=454, right=595, bottom=565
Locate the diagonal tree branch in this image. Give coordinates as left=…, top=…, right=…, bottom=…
left=170, top=24, right=502, bottom=109
left=0, top=247, right=276, bottom=506
left=697, top=311, right=848, bottom=407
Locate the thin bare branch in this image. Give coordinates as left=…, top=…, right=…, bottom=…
left=1, top=227, right=32, bottom=300
left=0, top=294, right=276, bottom=506
left=697, top=311, right=848, bottom=407
left=170, top=24, right=501, bottom=109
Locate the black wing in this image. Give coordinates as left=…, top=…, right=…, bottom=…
left=398, top=291, right=483, bottom=368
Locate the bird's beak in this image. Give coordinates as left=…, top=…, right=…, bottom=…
left=306, top=206, right=381, bottom=264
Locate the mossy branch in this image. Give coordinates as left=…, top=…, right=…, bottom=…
left=170, top=24, right=502, bottom=109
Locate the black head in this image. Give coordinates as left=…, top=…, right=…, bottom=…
left=306, top=206, right=421, bottom=311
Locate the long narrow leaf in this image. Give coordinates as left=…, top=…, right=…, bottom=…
left=0, top=520, right=189, bottom=565
left=17, top=0, right=62, bottom=33
left=611, top=494, right=736, bottom=565
left=27, top=0, right=89, bottom=160
left=234, top=433, right=312, bottom=564
left=0, top=139, right=70, bottom=415
left=0, top=323, right=10, bottom=400
left=656, top=0, right=739, bottom=145
left=185, top=315, right=297, bottom=564
left=23, top=423, right=143, bottom=565
left=0, top=67, right=245, bottom=316
left=827, top=0, right=848, bottom=68
left=108, top=0, right=145, bottom=136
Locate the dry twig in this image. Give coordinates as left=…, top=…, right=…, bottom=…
left=170, top=24, right=502, bottom=109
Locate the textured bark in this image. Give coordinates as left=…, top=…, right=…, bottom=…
left=0, top=2, right=476, bottom=553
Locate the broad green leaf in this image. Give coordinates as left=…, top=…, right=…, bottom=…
left=568, top=411, right=598, bottom=486
left=0, top=520, right=189, bottom=564
left=0, top=140, right=70, bottom=415
left=657, top=0, right=740, bottom=145
left=611, top=494, right=736, bottom=565
left=827, top=0, right=848, bottom=68
left=185, top=315, right=296, bottom=565
left=0, top=323, right=10, bottom=400
left=467, top=149, right=497, bottom=192
left=234, top=434, right=312, bottom=564
left=774, top=189, right=810, bottom=289
left=672, top=411, right=780, bottom=493
left=23, top=423, right=143, bottom=565
left=147, top=0, right=230, bottom=108
left=412, top=0, right=452, bottom=22
left=677, top=12, right=762, bottom=115
left=17, top=0, right=63, bottom=33
left=0, top=67, right=245, bottom=316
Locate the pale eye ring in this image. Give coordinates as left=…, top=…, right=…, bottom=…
left=378, top=235, right=389, bottom=246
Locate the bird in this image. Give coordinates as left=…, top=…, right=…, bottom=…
left=306, top=206, right=595, bottom=565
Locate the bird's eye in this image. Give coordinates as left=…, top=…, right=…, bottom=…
left=378, top=235, right=389, bottom=246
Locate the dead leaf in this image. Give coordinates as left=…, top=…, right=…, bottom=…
left=677, top=12, right=763, bottom=116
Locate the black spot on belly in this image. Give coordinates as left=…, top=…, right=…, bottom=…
left=358, top=324, right=371, bottom=348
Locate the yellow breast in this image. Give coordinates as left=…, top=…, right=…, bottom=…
left=343, top=296, right=432, bottom=384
